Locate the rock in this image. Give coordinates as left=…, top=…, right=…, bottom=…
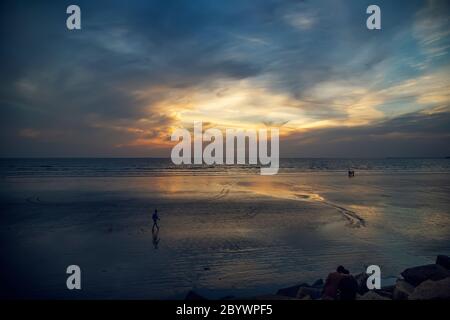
left=354, top=272, right=369, bottom=294
left=357, top=291, right=391, bottom=300
left=374, top=285, right=395, bottom=299
left=251, top=294, right=298, bottom=300
left=392, top=280, right=414, bottom=300
left=436, top=255, right=450, bottom=270
left=185, top=290, right=207, bottom=300
left=296, top=286, right=322, bottom=300
left=380, top=285, right=395, bottom=293
left=409, top=277, right=450, bottom=300
left=276, top=283, right=308, bottom=298
left=401, top=264, right=450, bottom=286
left=312, top=279, right=324, bottom=288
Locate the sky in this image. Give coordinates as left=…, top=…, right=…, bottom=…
left=0, top=0, right=449, bottom=158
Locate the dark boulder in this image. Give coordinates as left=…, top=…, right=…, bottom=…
left=357, top=291, right=390, bottom=300
left=276, top=283, right=309, bottom=298
left=436, top=255, right=450, bottom=270
left=401, top=264, right=450, bottom=286
left=393, top=280, right=414, bottom=300
left=374, top=285, right=395, bottom=299
left=252, top=294, right=298, bottom=300
left=296, top=286, right=322, bottom=300
left=185, top=290, right=207, bottom=300
left=312, top=279, right=324, bottom=288
left=380, top=285, right=395, bottom=293
left=409, top=277, right=450, bottom=300
left=354, top=272, right=369, bottom=294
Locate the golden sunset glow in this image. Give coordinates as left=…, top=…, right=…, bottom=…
left=2, top=0, right=449, bottom=158
left=109, top=64, right=450, bottom=151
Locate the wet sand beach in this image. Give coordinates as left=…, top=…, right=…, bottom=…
left=1, top=163, right=449, bottom=299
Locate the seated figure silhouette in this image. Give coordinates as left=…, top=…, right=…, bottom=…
left=322, top=265, right=358, bottom=300
left=337, top=268, right=358, bottom=300
left=322, top=265, right=347, bottom=300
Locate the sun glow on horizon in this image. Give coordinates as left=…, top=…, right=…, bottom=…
left=107, top=64, right=450, bottom=151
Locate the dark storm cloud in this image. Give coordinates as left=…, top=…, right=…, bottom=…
left=0, top=0, right=268, bottom=122
left=282, top=110, right=450, bottom=158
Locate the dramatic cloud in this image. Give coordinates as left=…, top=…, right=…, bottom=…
left=0, top=0, right=449, bottom=157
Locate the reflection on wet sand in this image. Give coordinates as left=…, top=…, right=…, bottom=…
left=232, top=178, right=365, bottom=227
left=1, top=173, right=449, bottom=298
left=152, top=227, right=160, bottom=249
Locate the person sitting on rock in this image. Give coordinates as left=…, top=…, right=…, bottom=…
left=322, top=265, right=347, bottom=300
left=337, top=268, right=358, bottom=300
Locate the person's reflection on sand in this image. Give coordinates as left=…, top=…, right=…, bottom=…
left=152, top=227, right=160, bottom=249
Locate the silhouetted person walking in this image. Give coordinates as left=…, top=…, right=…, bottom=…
left=152, top=209, right=160, bottom=231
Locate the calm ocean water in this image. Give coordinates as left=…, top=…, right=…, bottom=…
left=1, top=158, right=450, bottom=177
